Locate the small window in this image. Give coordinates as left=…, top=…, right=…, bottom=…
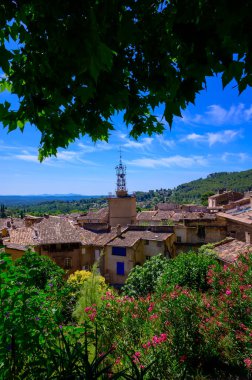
left=177, top=236, right=182, bottom=243
left=112, top=247, right=126, bottom=256
left=144, top=240, right=149, bottom=245
left=117, top=262, right=125, bottom=275
left=157, top=241, right=162, bottom=247
left=197, top=226, right=205, bottom=239
left=145, top=255, right=151, bottom=261
left=50, top=244, right=56, bottom=252
left=64, top=257, right=72, bottom=269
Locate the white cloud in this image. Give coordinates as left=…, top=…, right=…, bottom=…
left=77, top=141, right=113, bottom=153
left=221, top=152, right=249, bottom=162
left=123, top=137, right=153, bottom=150
left=156, top=135, right=176, bottom=149
left=182, top=104, right=252, bottom=126
left=117, top=132, right=153, bottom=150
left=14, top=154, right=39, bottom=163
left=181, top=129, right=241, bottom=146
left=127, top=155, right=208, bottom=168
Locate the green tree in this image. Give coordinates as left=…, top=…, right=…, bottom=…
left=14, top=250, right=65, bottom=289
left=0, top=204, right=6, bottom=218
left=158, top=251, right=219, bottom=292
left=122, top=254, right=170, bottom=297
left=1, top=1, right=252, bottom=159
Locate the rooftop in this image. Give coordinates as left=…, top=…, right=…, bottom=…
left=107, top=230, right=174, bottom=247
left=213, top=238, right=252, bottom=263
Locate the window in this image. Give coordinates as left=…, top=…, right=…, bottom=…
left=177, top=236, right=182, bottom=243
left=197, top=226, right=205, bottom=239
left=64, top=257, right=72, bottom=269
left=112, top=247, right=126, bottom=256
left=157, top=241, right=162, bottom=247
left=145, top=255, right=151, bottom=260
left=144, top=240, right=149, bottom=245
left=117, top=262, right=125, bottom=275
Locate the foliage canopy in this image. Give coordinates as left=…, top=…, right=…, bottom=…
left=1, top=1, right=252, bottom=159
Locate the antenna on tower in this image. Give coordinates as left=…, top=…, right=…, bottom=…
left=115, top=147, right=127, bottom=197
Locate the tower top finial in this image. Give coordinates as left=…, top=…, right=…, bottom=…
left=115, top=148, right=127, bottom=197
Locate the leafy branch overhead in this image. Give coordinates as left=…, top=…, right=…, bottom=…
left=0, top=1, right=252, bottom=159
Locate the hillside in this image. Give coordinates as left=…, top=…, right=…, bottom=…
left=169, top=169, right=252, bottom=204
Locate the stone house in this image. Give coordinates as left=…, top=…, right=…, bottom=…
left=136, top=209, right=227, bottom=251
left=102, top=225, right=176, bottom=285
left=4, top=216, right=86, bottom=274
left=208, top=191, right=244, bottom=209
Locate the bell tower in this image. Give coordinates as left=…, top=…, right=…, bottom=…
left=116, top=150, right=127, bottom=197
left=108, top=150, right=136, bottom=226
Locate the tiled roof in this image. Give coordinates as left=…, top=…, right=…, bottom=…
left=4, top=243, right=29, bottom=251
left=136, top=211, right=157, bottom=221
left=78, top=228, right=98, bottom=245
left=94, top=227, right=127, bottom=247
left=218, top=211, right=252, bottom=225
left=137, top=210, right=215, bottom=223
left=107, top=230, right=173, bottom=248
left=7, top=227, right=38, bottom=246
left=5, top=216, right=83, bottom=246
left=78, top=208, right=109, bottom=222
left=152, top=210, right=175, bottom=221
left=213, top=238, right=252, bottom=263
left=35, top=216, right=82, bottom=244
left=0, top=218, right=25, bottom=230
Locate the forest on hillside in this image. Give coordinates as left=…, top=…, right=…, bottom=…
left=2, top=169, right=252, bottom=217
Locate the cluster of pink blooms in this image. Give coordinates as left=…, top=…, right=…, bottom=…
left=131, top=351, right=145, bottom=369
left=244, top=358, right=252, bottom=369
left=84, top=305, right=97, bottom=321
left=142, top=333, right=167, bottom=350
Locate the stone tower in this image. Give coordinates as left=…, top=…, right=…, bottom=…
left=108, top=152, right=136, bottom=227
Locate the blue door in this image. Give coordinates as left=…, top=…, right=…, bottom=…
left=117, top=262, right=125, bottom=275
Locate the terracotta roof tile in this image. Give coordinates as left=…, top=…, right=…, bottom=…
left=107, top=230, right=173, bottom=248
left=213, top=238, right=252, bottom=263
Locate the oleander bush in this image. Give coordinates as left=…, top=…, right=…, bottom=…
left=0, top=249, right=251, bottom=379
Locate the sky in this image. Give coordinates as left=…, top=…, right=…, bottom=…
left=1, top=75, right=252, bottom=195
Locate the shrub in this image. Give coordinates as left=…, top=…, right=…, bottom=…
left=14, top=249, right=65, bottom=289
left=73, top=265, right=107, bottom=323
left=158, top=251, right=219, bottom=292
left=122, top=254, right=170, bottom=297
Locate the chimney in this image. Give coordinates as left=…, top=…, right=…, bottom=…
left=116, top=224, right=122, bottom=236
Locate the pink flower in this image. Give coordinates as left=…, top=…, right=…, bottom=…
left=149, top=313, right=158, bottom=320
left=225, top=289, right=232, bottom=295
left=179, top=355, right=187, bottom=363
left=244, top=358, right=252, bottom=369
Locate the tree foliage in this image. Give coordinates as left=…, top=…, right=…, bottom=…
left=158, top=251, right=219, bottom=292
left=1, top=1, right=252, bottom=159
left=122, top=254, right=170, bottom=297
left=14, top=250, right=65, bottom=289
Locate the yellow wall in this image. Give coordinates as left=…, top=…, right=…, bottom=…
left=5, top=246, right=39, bottom=261
left=104, top=246, right=135, bottom=284
left=108, top=196, right=136, bottom=226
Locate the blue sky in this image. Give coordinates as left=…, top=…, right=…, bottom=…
left=1, top=75, right=252, bottom=195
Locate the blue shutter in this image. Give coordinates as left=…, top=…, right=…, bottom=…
left=117, top=262, right=125, bottom=275
left=112, top=247, right=126, bottom=256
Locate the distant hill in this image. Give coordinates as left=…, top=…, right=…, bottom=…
left=0, top=194, right=104, bottom=207
left=169, top=169, right=252, bottom=203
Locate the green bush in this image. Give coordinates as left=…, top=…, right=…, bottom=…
left=122, top=254, right=170, bottom=297
left=158, top=251, right=219, bottom=292
left=14, top=250, right=65, bottom=289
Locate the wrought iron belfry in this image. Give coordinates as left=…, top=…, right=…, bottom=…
left=116, top=149, right=127, bottom=193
